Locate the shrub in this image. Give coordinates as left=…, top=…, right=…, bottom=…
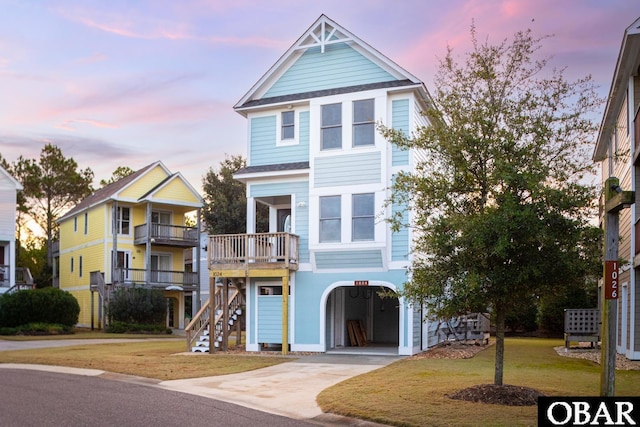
left=0, top=287, right=80, bottom=328
left=108, top=287, right=166, bottom=326
left=106, top=321, right=171, bottom=334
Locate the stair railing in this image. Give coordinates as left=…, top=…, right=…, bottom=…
left=185, top=298, right=211, bottom=351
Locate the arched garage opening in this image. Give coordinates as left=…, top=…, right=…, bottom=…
left=325, top=285, right=399, bottom=354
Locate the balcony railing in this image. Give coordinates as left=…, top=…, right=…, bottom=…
left=134, top=224, right=199, bottom=247
left=0, top=266, right=34, bottom=288
left=113, top=267, right=198, bottom=289
left=208, top=232, right=299, bottom=271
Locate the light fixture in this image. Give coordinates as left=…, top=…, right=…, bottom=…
left=296, top=201, right=307, bottom=208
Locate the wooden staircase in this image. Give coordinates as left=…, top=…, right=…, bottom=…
left=186, top=282, right=244, bottom=353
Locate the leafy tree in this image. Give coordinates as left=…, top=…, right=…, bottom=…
left=380, top=26, right=602, bottom=385
left=100, top=166, right=135, bottom=187
left=202, top=155, right=268, bottom=234
left=14, top=144, right=94, bottom=267
left=17, top=237, right=50, bottom=289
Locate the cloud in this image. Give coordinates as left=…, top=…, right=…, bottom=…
left=56, top=118, right=119, bottom=131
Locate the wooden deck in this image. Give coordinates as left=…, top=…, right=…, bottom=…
left=208, top=232, right=299, bottom=277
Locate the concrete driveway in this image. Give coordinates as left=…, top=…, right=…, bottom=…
left=158, top=353, right=400, bottom=424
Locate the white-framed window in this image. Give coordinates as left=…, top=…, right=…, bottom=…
left=321, top=103, right=342, bottom=150
left=115, top=206, right=131, bottom=235
left=281, top=111, right=295, bottom=140
left=84, top=213, right=88, bottom=235
left=70, top=257, right=74, bottom=273
left=352, top=193, right=375, bottom=241
left=319, top=195, right=341, bottom=242
left=79, top=255, right=83, bottom=277
left=353, top=99, right=375, bottom=147
left=73, top=217, right=78, bottom=232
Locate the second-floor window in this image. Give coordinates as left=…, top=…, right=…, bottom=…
left=321, top=103, right=342, bottom=150
left=353, top=99, right=375, bottom=147
left=319, top=195, right=341, bottom=242
left=281, top=111, right=294, bottom=140
left=352, top=193, right=375, bottom=241
left=115, top=206, right=131, bottom=235
left=73, top=217, right=78, bottom=232
left=79, top=255, right=83, bottom=277
left=84, top=213, right=88, bottom=235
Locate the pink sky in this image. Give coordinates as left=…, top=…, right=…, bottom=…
left=0, top=0, right=638, bottom=190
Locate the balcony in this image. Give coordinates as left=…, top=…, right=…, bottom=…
left=134, top=224, right=199, bottom=247
left=208, top=232, right=299, bottom=275
left=113, top=267, right=198, bottom=290
left=0, top=266, right=34, bottom=291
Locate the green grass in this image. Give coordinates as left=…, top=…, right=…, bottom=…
left=317, top=338, right=640, bottom=427
left=0, top=327, right=178, bottom=341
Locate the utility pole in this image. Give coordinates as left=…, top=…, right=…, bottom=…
left=601, top=176, right=634, bottom=396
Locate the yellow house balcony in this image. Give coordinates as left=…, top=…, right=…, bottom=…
left=113, top=267, right=198, bottom=290
left=133, top=224, right=199, bottom=248
left=208, top=232, right=299, bottom=277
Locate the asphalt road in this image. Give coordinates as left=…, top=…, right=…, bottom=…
left=0, top=368, right=314, bottom=427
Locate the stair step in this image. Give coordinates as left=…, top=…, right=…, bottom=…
left=192, top=346, right=209, bottom=353
left=196, top=340, right=209, bottom=346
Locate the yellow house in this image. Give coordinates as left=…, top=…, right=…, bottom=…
left=57, top=161, right=203, bottom=330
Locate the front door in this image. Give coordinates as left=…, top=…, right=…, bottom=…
left=113, top=250, right=131, bottom=281
left=277, top=209, right=291, bottom=233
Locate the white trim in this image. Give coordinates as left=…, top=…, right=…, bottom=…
left=291, top=344, right=324, bottom=352
left=276, top=109, right=299, bottom=147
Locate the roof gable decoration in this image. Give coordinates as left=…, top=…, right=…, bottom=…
left=235, top=14, right=425, bottom=110
left=296, top=17, right=353, bottom=54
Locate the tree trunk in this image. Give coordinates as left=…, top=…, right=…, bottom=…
left=494, top=308, right=505, bottom=385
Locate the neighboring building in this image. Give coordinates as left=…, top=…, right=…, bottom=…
left=57, top=161, right=203, bottom=329
left=189, top=15, right=438, bottom=355
left=593, top=17, right=640, bottom=360
left=0, top=165, right=30, bottom=293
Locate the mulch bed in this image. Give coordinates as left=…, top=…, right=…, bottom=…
left=447, top=384, right=544, bottom=406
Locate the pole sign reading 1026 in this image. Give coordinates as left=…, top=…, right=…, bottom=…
left=605, top=260, right=618, bottom=300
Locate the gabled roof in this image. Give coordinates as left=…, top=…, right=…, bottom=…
left=593, top=17, right=640, bottom=161
left=58, top=161, right=177, bottom=222
left=235, top=14, right=431, bottom=114
left=138, top=172, right=203, bottom=207
left=0, top=165, right=23, bottom=190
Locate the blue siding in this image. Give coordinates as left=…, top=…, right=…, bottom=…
left=265, top=43, right=396, bottom=98
left=257, top=296, right=282, bottom=343
left=249, top=181, right=308, bottom=198
left=299, top=110, right=310, bottom=152
left=314, top=152, right=381, bottom=187
left=392, top=99, right=410, bottom=166
left=391, top=201, right=409, bottom=261
left=249, top=114, right=309, bottom=167
left=315, top=250, right=383, bottom=269
left=413, top=307, right=422, bottom=347
left=295, top=186, right=310, bottom=263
